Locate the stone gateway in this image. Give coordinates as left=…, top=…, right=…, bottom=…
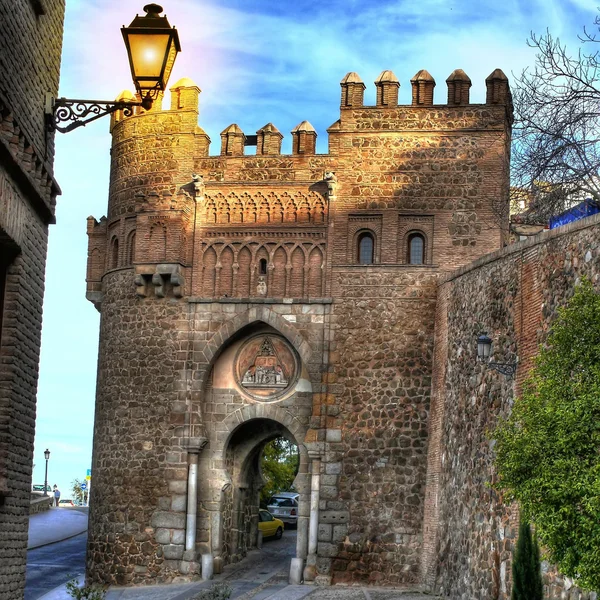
left=86, top=67, right=590, bottom=598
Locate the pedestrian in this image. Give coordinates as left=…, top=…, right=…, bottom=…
left=53, top=484, right=60, bottom=507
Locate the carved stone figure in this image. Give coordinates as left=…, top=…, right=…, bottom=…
left=257, top=276, right=267, bottom=297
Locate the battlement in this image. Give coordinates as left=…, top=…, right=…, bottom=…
left=110, top=69, right=511, bottom=159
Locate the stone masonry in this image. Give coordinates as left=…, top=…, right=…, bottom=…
left=86, top=65, right=513, bottom=591
left=0, top=1, right=64, bottom=598
left=426, top=213, right=600, bottom=599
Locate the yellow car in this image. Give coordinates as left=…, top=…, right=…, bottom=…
left=258, top=509, right=284, bottom=539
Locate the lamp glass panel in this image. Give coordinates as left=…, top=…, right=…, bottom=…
left=127, top=32, right=171, bottom=83
left=477, top=337, right=492, bottom=360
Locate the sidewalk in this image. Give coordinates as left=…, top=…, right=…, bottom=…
left=28, top=507, right=88, bottom=549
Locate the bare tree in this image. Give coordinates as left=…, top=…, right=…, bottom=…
left=511, top=14, right=600, bottom=223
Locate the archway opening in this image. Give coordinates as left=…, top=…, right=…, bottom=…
left=259, top=437, right=299, bottom=510
left=198, top=319, right=312, bottom=572
left=222, top=419, right=304, bottom=565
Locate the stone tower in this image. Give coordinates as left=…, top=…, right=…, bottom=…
left=86, top=69, right=512, bottom=587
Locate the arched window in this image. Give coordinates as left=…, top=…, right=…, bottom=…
left=110, top=237, right=119, bottom=269
left=259, top=258, right=268, bottom=275
left=357, top=232, right=374, bottom=264
left=408, top=233, right=425, bottom=265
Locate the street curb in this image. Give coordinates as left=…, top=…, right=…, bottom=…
left=27, top=527, right=88, bottom=551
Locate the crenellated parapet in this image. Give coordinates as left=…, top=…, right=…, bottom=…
left=87, top=65, right=513, bottom=310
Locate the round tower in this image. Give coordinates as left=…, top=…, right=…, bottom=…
left=86, top=79, right=211, bottom=585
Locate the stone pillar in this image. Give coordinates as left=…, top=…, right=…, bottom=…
left=303, top=459, right=321, bottom=582
left=185, top=452, right=199, bottom=551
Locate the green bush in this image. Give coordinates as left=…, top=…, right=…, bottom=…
left=512, top=519, right=543, bottom=600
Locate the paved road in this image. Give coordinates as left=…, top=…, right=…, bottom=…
left=107, top=530, right=298, bottom=600
left=25, top=532, right=87, bottom=600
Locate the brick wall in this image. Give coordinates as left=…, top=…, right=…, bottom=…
left=428, top=213, right=600, bottom=599
left=0, top=1, right=64, bottom=597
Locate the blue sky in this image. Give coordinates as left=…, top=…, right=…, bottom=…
left=32, top=0, right=595, bottom=495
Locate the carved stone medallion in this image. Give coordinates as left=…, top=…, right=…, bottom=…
left=235, top=335, right=298, bottom=401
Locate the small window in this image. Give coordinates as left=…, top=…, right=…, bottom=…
left=259, top=258, right=268, bottom=275
left=357, top=232, right=374, bottom=265
left=408, top=233, right=425, bottom=265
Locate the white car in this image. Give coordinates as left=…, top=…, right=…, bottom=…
left=267, top=492, right=299, bottom=527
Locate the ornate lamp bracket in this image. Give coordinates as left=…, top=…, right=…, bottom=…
left=487, top=361, right=517, bottom=378
left=44, top=93, right=151, bottom=133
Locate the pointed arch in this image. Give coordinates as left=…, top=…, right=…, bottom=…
left=308, top=246, right=323, bottom=296
left=218, top=245, right=234, bottom=297
left=311, top=194, right=326, bottom=223
left=237, top=246, right=252, bottom=297
left=109, top=236, right=119, bottom=269
left=149, top=225, right=167, bottom=262
left=296, top=194, right=311, bottom=223
left=88, top=247, right=102, bottom=281
left=202, top=246, right=217, bottom=296
left=271, top=246, right=287, bottom=297
left=217, top=197, right=230, bottom=224
left=197, top=307, right=314, bottom=392
left=257, top=194, right=270, bottom=223
left=270, top=194, right=283, bottom=223
left=244, top=196, right=257, bottom=223
left=289, top=246, right=304, bottom=297
left=126, top=230, right=136, bottom=265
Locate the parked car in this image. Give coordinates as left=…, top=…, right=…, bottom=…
left=58, top=499, right=75, bottom=507
left=32, top=484, right=52, bottom=493
left=267, top=492, right=299, bottom=527
left=258, top=509, right=284, bottom=539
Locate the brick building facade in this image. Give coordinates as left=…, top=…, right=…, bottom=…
left=86, top=66, right=515, bottom=591
left=0, top=1, right=64, bottom=598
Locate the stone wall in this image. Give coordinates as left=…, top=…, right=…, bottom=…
left=0, top=1, right=64, bottom=598
left=426, top=213, right=600, bottom=599
left=326, top=267, right=439, bottom=585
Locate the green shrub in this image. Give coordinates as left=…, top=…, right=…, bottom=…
left=494, top=279, right=600, bottom=590
left=191, top=582, right=232, bottom=600
left=65, top=578, right=106, bottom=600
left=512, top=519, right=543, bottom=600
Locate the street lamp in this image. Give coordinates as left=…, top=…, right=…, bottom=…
left=43, top=449, right=50, bottom=497
left=45, top=4, right=181, bottom=133
left=476, top=333, right=517, bottom=378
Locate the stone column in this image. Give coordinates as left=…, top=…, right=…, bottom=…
left=185, top=452, right=199, bottom=551
left=303, top=458, right=321, bottom=582
left=210, top=481, right=230, bottom=575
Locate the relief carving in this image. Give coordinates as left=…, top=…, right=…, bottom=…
left=235, top=335, right=298, bottom=401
